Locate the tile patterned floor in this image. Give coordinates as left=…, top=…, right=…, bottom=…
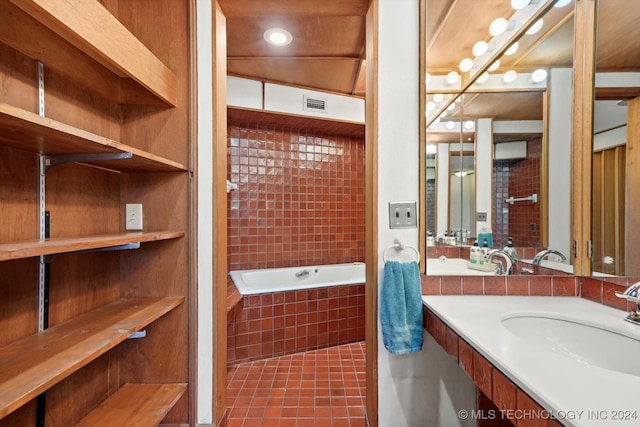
left=227, top=341, right=367, bottom=427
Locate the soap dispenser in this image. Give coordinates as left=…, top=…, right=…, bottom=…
left=481, top=238, right=489, bottom=256
left=503, top=237, right=520, bottom=260
left=470, top=240, right=482, bottom=264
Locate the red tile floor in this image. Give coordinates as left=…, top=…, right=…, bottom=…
left=227, top=341, right=367, bottom=427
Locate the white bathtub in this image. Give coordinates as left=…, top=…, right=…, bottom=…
left=229, top=262, right=366, bottom=295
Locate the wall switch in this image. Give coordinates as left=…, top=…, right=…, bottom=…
left=477, top=212, right=487, bottom=222
left=125, top=204, right=143, bottom=230
left=389, top=201, right=417, bottom=229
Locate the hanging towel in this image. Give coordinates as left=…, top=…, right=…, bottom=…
left=380, top=260, right=423, bottom=354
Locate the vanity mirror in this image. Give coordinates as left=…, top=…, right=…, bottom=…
left=421, top=0, right=577, bottom=275
left=591, top=0, right=640, bottom=277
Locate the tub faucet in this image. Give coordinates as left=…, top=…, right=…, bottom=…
left=295, top=269, right=311, bottom=278
left=532, top=249, right=567, bottom=265
left=614, top=282, right=640, bottom=325
left=485, top=249, right=514, bottom=276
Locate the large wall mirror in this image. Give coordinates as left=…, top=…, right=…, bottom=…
left=422, top=0, right=578, bottom=276
left=592, top=0, right=640, bottom=277
left=422, top=0, right=640, bottom=279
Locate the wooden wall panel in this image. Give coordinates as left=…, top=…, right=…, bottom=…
left=0, top=147, right=38, bottom=241
left=626, top=97, right=640, bottom=276
left=46, top=353, right=119, bottom=426
left=0, top=41, right=37, bottom=112
left=45, top=164, right=120, bottom=238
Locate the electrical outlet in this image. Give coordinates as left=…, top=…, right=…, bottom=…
left=477, top=212, right=487, bottom=222
left=125, top=204, right=143, bottom=230
left=389, top=201, right=417, bottom=229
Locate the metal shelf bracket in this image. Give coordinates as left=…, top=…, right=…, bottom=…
left=40, top=152, right=133, bottom=174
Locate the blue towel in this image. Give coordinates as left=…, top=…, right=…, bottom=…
left=380, top=261, right=423, bottom=354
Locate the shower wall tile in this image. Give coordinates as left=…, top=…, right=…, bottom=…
left=227, top=122, right=366, bottom=271
left=493, top=139, right=541, bottom=248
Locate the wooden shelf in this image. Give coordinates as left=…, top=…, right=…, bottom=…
left=0, top=231, right=185, bottom=262
left=0, top=104, right=186, bottom=172
left=75, top=383, right=187, bottom=427
left=0, top=297, right=184, bottom=419
left=7, top=0, right=177, bottom=106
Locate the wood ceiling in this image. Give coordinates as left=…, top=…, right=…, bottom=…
left=218, top=0, right=640, bottom=141
left=426, top=0, right=640, bottom=143
left=219, top=0, right=368, bottom=98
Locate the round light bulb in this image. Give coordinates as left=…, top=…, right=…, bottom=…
left=526, top=18, right=544, bottom=35
left=472, top=41, right=488, bottom=57
left=433, top=93, right=444, bottom=103
left=440, top=110, right=448, bottom=118
left=476, top=71, right=489, bottom=84
left=446, top=121, right=455, bottom=130
left=531, top=68, right=547, bottom=83
left=427, top=101, right=436, bottom=111
left=511, top=0, right=531, bottom=9
left=504, top=42, right=519, bottom=56
left=263, top=28, right=293, bottom=46
left=446, top=71, right=460, bottom=85
left=503, top=70, right=518, bottom=83
left=488, top=60, right=500, bottom=72
left=554, top=0, right=572, bottom=7
left=464, top=120, right=475, bottom=130
left=489, top=18, right=509, bottom=36
left=459, top=58, right=474, bottom=73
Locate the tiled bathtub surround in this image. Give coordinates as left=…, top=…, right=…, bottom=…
left=227, top=284, right=366, bottom=366
left=227, top=121, right=366, bottom=272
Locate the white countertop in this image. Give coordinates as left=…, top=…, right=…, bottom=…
left=422, top=296, right=640, bottom=427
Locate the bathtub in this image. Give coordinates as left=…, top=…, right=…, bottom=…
left=229, top=262, right=366, bottom=295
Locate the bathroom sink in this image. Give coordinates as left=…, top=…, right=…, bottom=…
left=502, top=315, right=640, bottom=376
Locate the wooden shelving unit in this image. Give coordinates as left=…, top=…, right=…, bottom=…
left=75, top=383, right=187, bottom=427
left=0, top=297, right=184, bottom=419
left=0, top=104, right=186, bottom=173
left=7, top=0, right=177, bottom=106
left=0, top=0, right=191, bottom=425
left=0, top=231, right=185, bottom=261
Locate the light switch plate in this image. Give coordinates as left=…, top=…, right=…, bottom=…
left=125, top=204, right=143, bottom=230
left=389, top=201, right=417, bottom=229
left=477, top=212, right=487, bottom=221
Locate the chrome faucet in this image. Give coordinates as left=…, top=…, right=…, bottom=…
left=532, top=249, right=567, bottom=265
left=295, top=269, right=311, bottom=278
left=615, top=282, right=640, bottom=325
left=435, top=233, right=446, bottom=243
left=485, top=249, right=514, bottom=276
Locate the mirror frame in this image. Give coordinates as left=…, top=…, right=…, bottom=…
left=419, top=0, right=597, bottom=277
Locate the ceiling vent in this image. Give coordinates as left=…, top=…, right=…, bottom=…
left=303, top=94, right=328, bottom=113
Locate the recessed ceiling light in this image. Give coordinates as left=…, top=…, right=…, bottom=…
left=264, top=28, right=293, bottom=46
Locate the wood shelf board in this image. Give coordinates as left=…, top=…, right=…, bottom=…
left=0, top=104, right=186, bottom=172
left=8, top=0, right=177, bottom=106
left=0, top=297, right=184, bottom=419
left=75, top=383, right=187, bottom=427
left=0, top=231, right=185, bottom=261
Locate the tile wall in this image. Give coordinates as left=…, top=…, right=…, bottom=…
left=227, top=121, right=366, bottom=272
left=493, top=139, right=541, bottom=248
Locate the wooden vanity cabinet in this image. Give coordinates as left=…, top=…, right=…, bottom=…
left=0, top=0, right=192, bottom=425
